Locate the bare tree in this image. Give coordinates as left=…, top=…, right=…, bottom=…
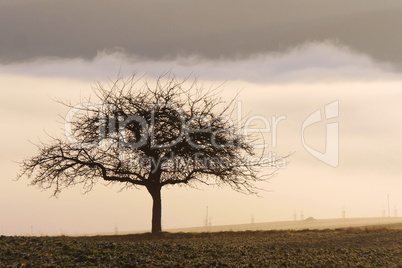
left=18, top=74, right=275, bottom=233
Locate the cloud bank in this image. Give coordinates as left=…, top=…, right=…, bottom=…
left=1, top=42, right=400, bottom=83
left=1, top=0, right=402, bottom=69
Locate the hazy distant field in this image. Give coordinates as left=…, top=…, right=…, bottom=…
left=2, top=227, right=402, bottom=267
left=168, top=217, right=402, bottom=233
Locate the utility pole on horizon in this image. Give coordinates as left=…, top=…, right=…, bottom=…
left=205, top=206, right=209, bottom=227
left=388, top=194, right=390, bottom=218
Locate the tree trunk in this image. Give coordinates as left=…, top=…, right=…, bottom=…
left=148, top=185, right=162, bottom=233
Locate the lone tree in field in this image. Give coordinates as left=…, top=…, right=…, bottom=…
left=18, top=75, right=273, bottom=233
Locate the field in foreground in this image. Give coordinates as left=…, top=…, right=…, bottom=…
left=1, top=227, right=402, bottom=267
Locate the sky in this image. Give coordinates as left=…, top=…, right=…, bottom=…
left=1, top=1, right=402, bottom=235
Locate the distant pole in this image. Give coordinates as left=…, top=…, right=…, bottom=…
left=388, top=194, right=390, bottom=218
left=205, top=206, right=209, bottom=227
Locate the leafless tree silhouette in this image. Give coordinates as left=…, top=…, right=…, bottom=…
left=18, top=74, right=276, bottom=233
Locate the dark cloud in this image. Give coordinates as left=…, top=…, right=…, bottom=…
left=1, top=0, right=402, bottom=67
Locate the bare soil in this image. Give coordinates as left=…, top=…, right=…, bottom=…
left=1, top=227, right=402, bottom=267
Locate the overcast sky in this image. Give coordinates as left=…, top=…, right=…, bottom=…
left=1, top=0, right=402, bottom=66
left=1, top=1, right=402, bottom=235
